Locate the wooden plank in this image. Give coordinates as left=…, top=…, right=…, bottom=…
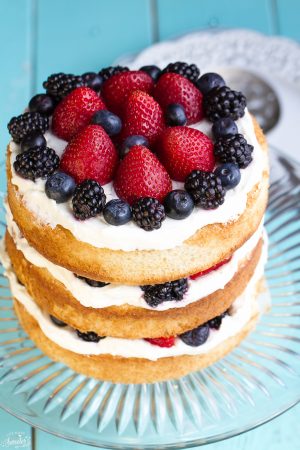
left=276, top=0, right=300, bottom=41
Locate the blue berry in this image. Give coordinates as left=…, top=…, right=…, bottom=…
left=20, top=133, right=46, bottom=152
left=103, top=199, right=132, bottom=226
left=45, top=171, right=76, bottom=203
left=82, top=72, right=103, bottom=91
left=165, top=104, right=187, bottom=126
left=212, top=118, right=238, bottom=139
left=91, top=110, right=122, bottom=136
left=196, top=72, right=225, bottom=95
left=140, top=65, right=161, bottom=82
left=29, top=94, right=55, bottom=116
left=180, top=323, right=210, bottom=347
left=214, top=163, right=241, bottom=190
left=119, top=135, right=149, bottom=159
left=164, top=189, right=194, bottom=220
left=50, top=315, right=67, bottom=327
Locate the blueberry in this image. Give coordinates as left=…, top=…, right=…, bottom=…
left=45, top=172, right=76, bottom=203
left=212, top=118, right=238, bottom=139
left=91, top=110, right=122, bottom=136
left=196, top=72, right=225, bottom=95
left=119, top=135, right=149, bottom=159
left=165, top=104, right=187, bottom=126
left=82, top=72, right=103, bottom=91
left=103, top=199, right=132, bottom=226
left=29, top=93, right=55, bottom=116
left=20, top=133, right=47, bottom=152
left=164, top=190, right=194, bottom=220
left=140, top=65, right=161, bottom=82
left=50, top=315, right=67, bottom=327
left=214, top=163, right=241, bottom=190
left=180, top=323, right=210, bottom=347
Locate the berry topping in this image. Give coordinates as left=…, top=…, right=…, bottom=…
left=52, top=87, right=106, bottom=141
left=180, top=323, right=210, bottom=347
left=91, top=110, right=122, bottom=136
left=72, top=179, right=106, bottom=220
left=75, top=274, right=109, bottom=287
left=153, top=72, right=203, bottom=125
left=185, top=170, right=226, bottom=209
left=13, top=147, right=59, bottom=181
left=50, top=315, right=67, bottom=327
left=8, top=112, right=49, bottom=143
left=98, top=65, right=129, bottom=82
left=196, top=72, right=225, bottom=95
left=76, top=330, right=104, bottom=342
left=208, top=313, right=227, bottom=330
left=145, top=337, right=176, bottom=348
left=212, top=117, right=238, bottom=139
left=140, top=65, right=161, bottom=82
left=102, top=70, right=154, bottom=115
left=157, top=126, right=215, bottom=182
left=81, top=72, right=103, bottom=91
left=165, top=103, right=187, bottom=126
left=203, top=86, right=246, bottom=122
left=20, top=133, right=47, bottom=152
left=114, top=145, right=171, bottom=205
left=29, top=94, right=55, bottom=116
left=43, top=73, right=83, bottom=101
left=141, top=278, right=188, bottom=307
left=132, top=197, right=166, bottom=231
left=214, top=134, right=254, bottom=169
left=214, top=163, right=241, bottom=190
left=119, top=135, right=149, bottom=159
left=161, top=62, right=200, bottom=84
left=103, top=199, right=132, bottom=226
left=164, top=189, right=194, bottom=220
left=45, top=171, right=76, bottom=203
left=60, top=124, right=118, bottom=185
left=190, top=257, right=232, bottom=280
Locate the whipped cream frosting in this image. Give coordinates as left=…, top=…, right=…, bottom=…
left=9, top=109, right=265, bottom=251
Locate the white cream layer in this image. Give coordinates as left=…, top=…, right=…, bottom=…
left=6, top=202, right=263, bottom=310
left=0, top=238, right=267, bottom=360
left=9, top=109, right=265, bottom=251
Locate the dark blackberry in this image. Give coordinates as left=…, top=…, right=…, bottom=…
left=72, top=179, right=106, bottom=220
left=75, top=274, right=109, bottom=288
left=8, top=112, right=49, bottom=143
left=132, top=197, right=166, bottom=231
left=203, top=86, right=246, bottom=122
left=161, top=62, right=200, bottom=83
left=185, top=170, right=225, bottom=209
left=214, top=134, right=254, bottom=169
left=208, top=311, right=228, bottom=330
left=43, top=72, right=83, bottom=101
left=141, top=278, right=188, bottom=307
left=76, top=330, right=104, bottom=342
left=13, top=147, right=59, bottom=181
left=99, top=65, right=129, bottom=82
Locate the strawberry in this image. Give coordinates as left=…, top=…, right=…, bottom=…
left=145, top=337, right=176, bottom=348
left=52, top=87, right=106, bottom=141
left=114, top=145, right=172, bottom=205
left=101, top=70, right=154, bottom=115
left=157, top=126, right=215, bottom=182
left=120, top=90, right=165, bottom=146
left=60, top=124, right=118, bottom=185
left=153, top=72, right=203, bottom=124
left=190, top=257, right=232, bottom=280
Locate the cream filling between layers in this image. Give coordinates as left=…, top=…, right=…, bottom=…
left=6, top=202, right=263, bottom=310
left=9, top=109, right=266, bottom=251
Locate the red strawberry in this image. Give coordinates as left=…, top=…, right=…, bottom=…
left=153, top=72, right=203, bottom=124
left=145, top=337, right=176, bottom=348
left=102, top=70, right=154, bottom=115
left=157, top=126, right=215, bottom=181
left=190, top=257, right=232, bottom=280
left=60, top=124, right=118, bottom=185
left=114, top=145, right=172, bottom=204
left=120, top=90, right=165, bottom=146
left=52, top=87, right=106, bottom=141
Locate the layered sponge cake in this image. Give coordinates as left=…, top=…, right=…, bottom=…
left=1, top=64, right=269, bottom=383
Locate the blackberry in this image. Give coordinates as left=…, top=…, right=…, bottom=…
left=132, top=197, right=166, bottom=231
left=13, top=147, right=59, bottom=181
left=76, top=330, right=104, bottom=342
left=43, top=72, right=83, bottom=101
left=141, top=278, right=188, bottom=307
left=208, top=311, right=228, bottom=330
left=75, top=274, right=109, bottom=288
left=203, top=86, right=246, bottom=122
left=214, top=134, right=254, bottom=169
left=72, top=179, right=106, bottom=220
left=8, top=112, right=49, bottom=143
left=185, top=170, right=225, bottom=209
left=99, top=65, right=129, bottom=82
left=161, top=61, right=200, bottom=83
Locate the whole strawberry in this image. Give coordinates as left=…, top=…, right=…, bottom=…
left=52, top=87, right=106, bottom=141
left=101, top=70, right=154, bottom=116
left=114, top=145, right=172, bottom=204
left=60, top=125, right=118, bottom=185
left=153, top=73, right=203, bottom=125
left=157, top=126, right=215, bottom=181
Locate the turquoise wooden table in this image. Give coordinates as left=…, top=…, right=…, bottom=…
left=1, top=1, right=300, bottom=448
